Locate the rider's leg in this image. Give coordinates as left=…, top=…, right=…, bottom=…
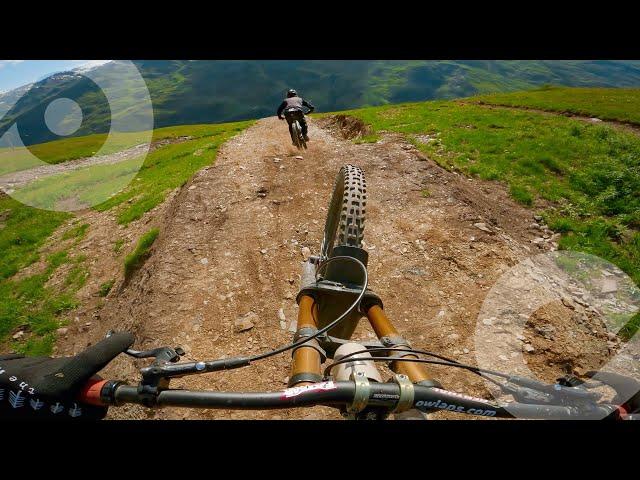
left=299, top=115, right=309, bottom=141
left=286, top=116, right=295, bottom=143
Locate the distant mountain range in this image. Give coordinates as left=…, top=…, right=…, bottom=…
left=2, top=60, right=640, bottom=146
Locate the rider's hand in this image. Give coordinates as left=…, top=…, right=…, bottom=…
left=0, top=332, right=133, bottom=420
left=278, top=116, right=284, bottom=120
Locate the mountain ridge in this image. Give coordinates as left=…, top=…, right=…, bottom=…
left=2, top=60, right=640, bottom=146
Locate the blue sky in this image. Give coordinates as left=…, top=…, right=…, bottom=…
left=0, top=60, right=111, bottom=92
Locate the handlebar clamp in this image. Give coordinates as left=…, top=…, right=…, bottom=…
left=391, top=374, right=415, bottom=413
left=292, top=326, right=327, bottom=362
left=347, top=371, right=371, bottom=416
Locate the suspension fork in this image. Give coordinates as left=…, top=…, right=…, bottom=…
left=288, top=295, right=324, bottom=387
left=365, top=304, right=439, bottom=386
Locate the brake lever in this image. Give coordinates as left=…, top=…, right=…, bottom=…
left=502, top=374, right=601, bottom=405
left=106, top=330, right=185, bottom=364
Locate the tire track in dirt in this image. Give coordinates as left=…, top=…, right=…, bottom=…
left=55, top=116, right=617, bottom=419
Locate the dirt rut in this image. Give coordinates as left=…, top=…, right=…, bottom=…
left=55, top=116, right=619, bottom=419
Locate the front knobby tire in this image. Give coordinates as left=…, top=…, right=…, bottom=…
left=320, top=165, right=367, bottom=260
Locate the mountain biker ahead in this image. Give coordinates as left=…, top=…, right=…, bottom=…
left=277, top=89, right=315, bottom=144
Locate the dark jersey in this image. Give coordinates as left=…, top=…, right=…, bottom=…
left=277, top=96, right=315, bottom=117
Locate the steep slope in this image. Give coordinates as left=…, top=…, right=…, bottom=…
left=51, top=116, right=623, bottom=420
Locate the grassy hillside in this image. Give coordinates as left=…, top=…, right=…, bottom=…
left=0, top=120, right=252, bottom=355
left=3, top=60, right=640, bottom=146
left=473, top=86, right=640, bottom=124
left=339, top=92, right=640, bottom=336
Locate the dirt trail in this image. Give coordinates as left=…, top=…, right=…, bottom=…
left=54, top=116, right=623, bottom=419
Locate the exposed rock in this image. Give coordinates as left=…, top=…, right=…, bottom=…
left=473, top=222, right=492, bottom=233
left=234, top=312, right=257, bottom=333
left=601, top=278, right=618, bottom=294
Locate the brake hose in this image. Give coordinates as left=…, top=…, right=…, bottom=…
left=324, top=354, right=509, bottom=388
left=247, top=255, right=368, bottom=362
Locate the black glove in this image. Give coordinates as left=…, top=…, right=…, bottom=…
left=586, top=370, right=640, bottom=415
left=0, top=332, right=134, bottom=420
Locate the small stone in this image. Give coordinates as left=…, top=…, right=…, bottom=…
left=463, top=348, right=470, bottom=354
left=482, top=318, right=493, bottom=326
left=12, top=331, right=24, bottom=340
left=523, top=344, right=535, bottom=353
left=188, top=185, right=196, bottom=190
left=295, top=156, right=304, bottom=160
left=499, top=355, right=508, bottom=361
left=473, top=222, right=492, bottom=233
left=561, top=296, right=576, bottom=310
left=283, top=377, right=290, bottom=384
left=56, top=327, right=69, bottom=335
left=278, top=309, right=286, bottom=322
left=533, top=215, right=543, bottom=222
left=273, top=157, right=281, bottom=163
left=570, top=367, right=585, bottom=377
left=301, top=246, right=311, bottom=260
left=531, top=237, right=545, bottom=245
left=200, top=258, right=209, bottom=265
left=601, top=278, right=618, bottom=294
left=447, top=333, right=460, bottom=341
left=234, top=312, right=256, bottom=333
left=260, top=249, right=267, bottom=255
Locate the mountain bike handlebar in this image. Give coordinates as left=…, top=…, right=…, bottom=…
left=80, top=378, right=624, bottom=420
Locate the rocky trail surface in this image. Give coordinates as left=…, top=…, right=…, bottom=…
left=51, top=116, right=634, bottom=419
